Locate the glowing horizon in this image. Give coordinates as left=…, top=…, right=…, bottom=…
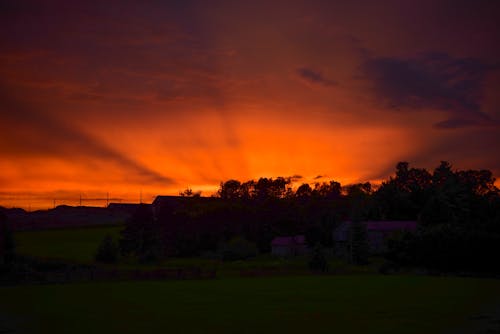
left=1, top=1, right=499, bottom=210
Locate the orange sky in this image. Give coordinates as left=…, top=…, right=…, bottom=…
left=1, top=1, right=499, bottom=209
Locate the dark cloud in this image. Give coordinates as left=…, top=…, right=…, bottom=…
left=362, top=53, right=499, bottom=128
left=296, top=67, right=337, bottom=87
left=0, top=0, right=225, bottom=112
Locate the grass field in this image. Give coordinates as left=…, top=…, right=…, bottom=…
left=15, top=226, right=122, bottom=263
left=12, top=226, right=382, bottom=275
left=8, top=228, right=500, bottom=333
left=1, top=275, right=500, bottom=333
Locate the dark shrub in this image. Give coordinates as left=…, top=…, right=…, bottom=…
left=350, top=221, right=370, bottom=265
left=95, top=234, right=119, bottom=264
left=309, top=244, right=328, bottom=272
left=0, top=212, right=15, bottom=266
left=221, top=237, right=258, bottom=261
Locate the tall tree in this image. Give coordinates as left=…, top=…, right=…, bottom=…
left=350, top=221, right=370, bottom=265
left=120, top=204, right=162, bottom=262
left=218, top=180, right=242, bottom=200
left=296, top=183, right=313, bottom=198
left=95, top=234, right=119, bottom=263
left=0, top=212, right=15, bottom=266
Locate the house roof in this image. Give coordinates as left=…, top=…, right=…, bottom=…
left=271, top=235, right=306, bottom=246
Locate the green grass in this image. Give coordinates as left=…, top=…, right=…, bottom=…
left=15, top=226, right=122, bottom=263
left=13, top=227, right=313, bottom=273
left=13, top=226, right=374, bottom=274
left=1, top=275, right=500, bottom=333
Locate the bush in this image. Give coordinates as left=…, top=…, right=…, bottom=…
left=95, top=234, right=119, bottom=264
left=308, top=244, right=328, bottom=272
left=0, top=213, right=15, bottom=266
left=221, top=237, right=258, bottom=261
left=385, top=224, right=500, bottom=274
left=385, top=231, right=418, bottom=266
left=351, top=221, right=370, bottom=265
left=120, top=204, right=163, bottom=262
left=378, top=261, right=398, bottom=275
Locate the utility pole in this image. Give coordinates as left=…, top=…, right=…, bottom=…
left=79, top=193, right=82, bottom=207
left=140, top=190, right=143, bottom=204
left=106, top=192, right=109, bottom=207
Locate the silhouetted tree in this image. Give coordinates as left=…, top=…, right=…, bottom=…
left=385, top=230, right=418, bottom=267
left=375, top=162, right=432, bottom=220
left=120, top=204, right=162, bottom=262
left=309, top=244, right=328, bottom=272
left=180, top=187, right=201, bottom=197
left=296, top=183, right=313, bottom=198
left=95, top=234, right=119, bottom=263
left=221, top=237, right=258, bottom=261
left=313, top=181, right=342, bottom=199
left=457, top=169, right=497, bottom=196
left=419, top=161, right=473, bottom=227
left=433, top=161, right=455, bottom=188
left=305, top=212, right=336, bottom=248
left=346, top=182, right=373, bottom=221
left=350, top=221, right=370, bottom=265
left=218, top=180, right=242, bottom=200
left=254, top=177, right=290, bottom=200
left=108, top=162, right=499, bottom=273
left=395, top=163, right=432, bottom=193
left=0, top=212, right=15, bottom=266
left=382, top=161, right=500, bottom=273
left=419, top=192, right=455, bottom=227
left=239, top=180, right=255, bottom=199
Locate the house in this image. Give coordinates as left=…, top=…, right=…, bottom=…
left=271, top=235, right=308, bottom=257
left=333, top=221, right=418, bottom=255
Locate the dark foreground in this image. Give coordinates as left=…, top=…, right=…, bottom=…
left=1, top=275, right=500, bottom=334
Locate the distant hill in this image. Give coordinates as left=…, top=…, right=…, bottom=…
left=3, top=204, right=144, bottom=231
left=0, top=206, right=27, bottom=215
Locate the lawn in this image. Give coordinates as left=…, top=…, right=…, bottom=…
left=12, top=226, right=375, bottom=275
left=9, top=227, right=500, bottom=333
left=1, top=275, right=500, bottom=334
left=14, top=226, right=122, bottom=263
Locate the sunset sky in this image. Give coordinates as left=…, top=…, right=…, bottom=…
left=1, top=0, right=499, bottom=209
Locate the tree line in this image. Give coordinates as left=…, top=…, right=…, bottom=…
left=103, top=161, right=500, bottom=273
left=2, top=160, right=499, bottom=274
